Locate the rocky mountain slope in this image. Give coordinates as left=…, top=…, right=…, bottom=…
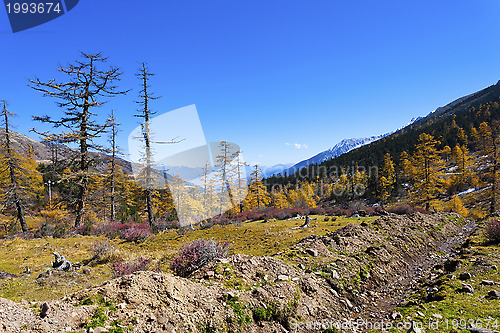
left=0, top=129, right=132, bottom=174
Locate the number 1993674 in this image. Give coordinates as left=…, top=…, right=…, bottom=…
left=5, top=2, right=62, bottom=14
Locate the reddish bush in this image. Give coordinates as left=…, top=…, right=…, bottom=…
left=334, top=208, right=354, bottom=216
left=413, top=206, right=429, bottom=214
left=269, top=209, right=288, bottom=220
left=212, top=215, right=232, bottom=226
left=121, top=226, right=151, bottom=242
left=94, top=222, right=152, bottom=242
left=73, top=222, right=93, bottom=236
left=110, top=257, right=151, bottom=278
left=234, top=211, right=263, bottom=222
left=388, top=204, right=414, bottom=215
left=363, top=206, right=376, bottom=215
left=154, top=220, right=181, bottom=231
left=485, top=220, right=500, bottom=243
left=308, top=207, right=325, bottom=215
left=170, top=239, right=229, bottom=277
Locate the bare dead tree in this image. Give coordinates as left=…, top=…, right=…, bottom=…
left=0, top=101, right=27, bottom=232
left=135, top=63, right=160, bottom=227
left=29, top=52, right=128, bottom=227
left=109, top=110, right=119, bottom=223
left=215, top=141, right=236, bottom=214
left=134, top=63, right=181, bottom=228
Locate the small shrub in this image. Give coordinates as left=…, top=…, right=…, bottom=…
left=363, top=206, right=376, bottom=215
left=309, top=207, right=325, bottom=215
left=212, top=215, right=232, bottom=226
left=121, top=226, right=151, bottom=243
left=323, top=217, right=330, bottom=222
left=199, top=220, right=214, bottom=230
left=91, top=240, right=117, bottom=264
left=334, top=208, right=354, bottom=216
left=485, top=220, right=500, bottom=243
left=73, top=220, right=93, bottom=236
left=110, top=257, right=151, bottom=278
left=387, top=204, right=429, bottom=215
left=154, top=219, right=181, bottom=231
left=170, top=239, right=229, bottom=277
left=20, top=231, right=34, bottom=239
left=253, top=307, right=271, bottom=321
left=94, top=222, right=152, bottom=243
left=34, top=222, right=52, bottom=238
left=269, top=209, right=288, bottom=220
left=53, top=221, right=69, bottom=238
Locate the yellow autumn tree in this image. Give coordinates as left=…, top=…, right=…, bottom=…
left=447, top=195, right=468, bottom=216
left=411, top=133, right=444, bottom=211
left=242, top=166, right=270, bottom=211
left=477, top=121, right=500, bottom=214
left=449, top=145, right=478, bottom=193
left=295, top=181, right=317, bottom=208
left=379, top=153, right=395, bottom=203
left=270, top=188, right=290, bottom=209
left=399, top=151, right=413, bottom=181
left=0, top=102, right=43, bottom=232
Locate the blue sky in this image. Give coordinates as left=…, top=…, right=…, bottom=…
left=2, top=0, right=500, bottom=166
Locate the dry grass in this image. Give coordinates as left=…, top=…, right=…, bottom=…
left=0, top=215, right=375, bottom=302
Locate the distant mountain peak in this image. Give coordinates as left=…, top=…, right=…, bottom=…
left=281, top=133, right=389, bottom=176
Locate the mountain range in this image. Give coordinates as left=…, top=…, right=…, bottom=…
left=265, top=80, right=500, bottom=181
left=278, top=134, right=389, bottom=176
left=6, top=80, right=500, bottom=183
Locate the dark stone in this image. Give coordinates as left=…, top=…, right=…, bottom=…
left=459, top=272, right=472, bottom=280
left=40, top=302, right=50, bottom=318
left=460, top=283, right=474, bottom=294
left=305, top=248, right=318, bottom=257
left=444, top=259, right=461, bottom=272
left=487, top=290, right=500, bottom=299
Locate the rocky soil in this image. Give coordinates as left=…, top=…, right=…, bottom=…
left=0, top=212, right=491, bottom=333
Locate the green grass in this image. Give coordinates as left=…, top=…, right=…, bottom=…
left=0, top=215, right=374, bottom=302
left=370, top=241, right=500, bottom=332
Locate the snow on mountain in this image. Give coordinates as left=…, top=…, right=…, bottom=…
left=281, top=133, right=389, bottom=176
left=407, top=116, right=422, bottom=126
left=245, top=163, right=294, bottom=178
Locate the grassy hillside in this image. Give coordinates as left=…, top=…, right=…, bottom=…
left=0, top=215, right=375, bottom=302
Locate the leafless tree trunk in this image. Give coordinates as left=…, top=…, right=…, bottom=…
left=109, top=110, right=119, bottom=223
left=135, top=63, right=159, bottom=227
left=29, top=52, right=127, bottom=227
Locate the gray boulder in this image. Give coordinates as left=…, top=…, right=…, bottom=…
left=51, top=252, right=72, bottom=271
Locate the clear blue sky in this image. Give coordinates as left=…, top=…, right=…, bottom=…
left=2, top=0, right=500, bottom=166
